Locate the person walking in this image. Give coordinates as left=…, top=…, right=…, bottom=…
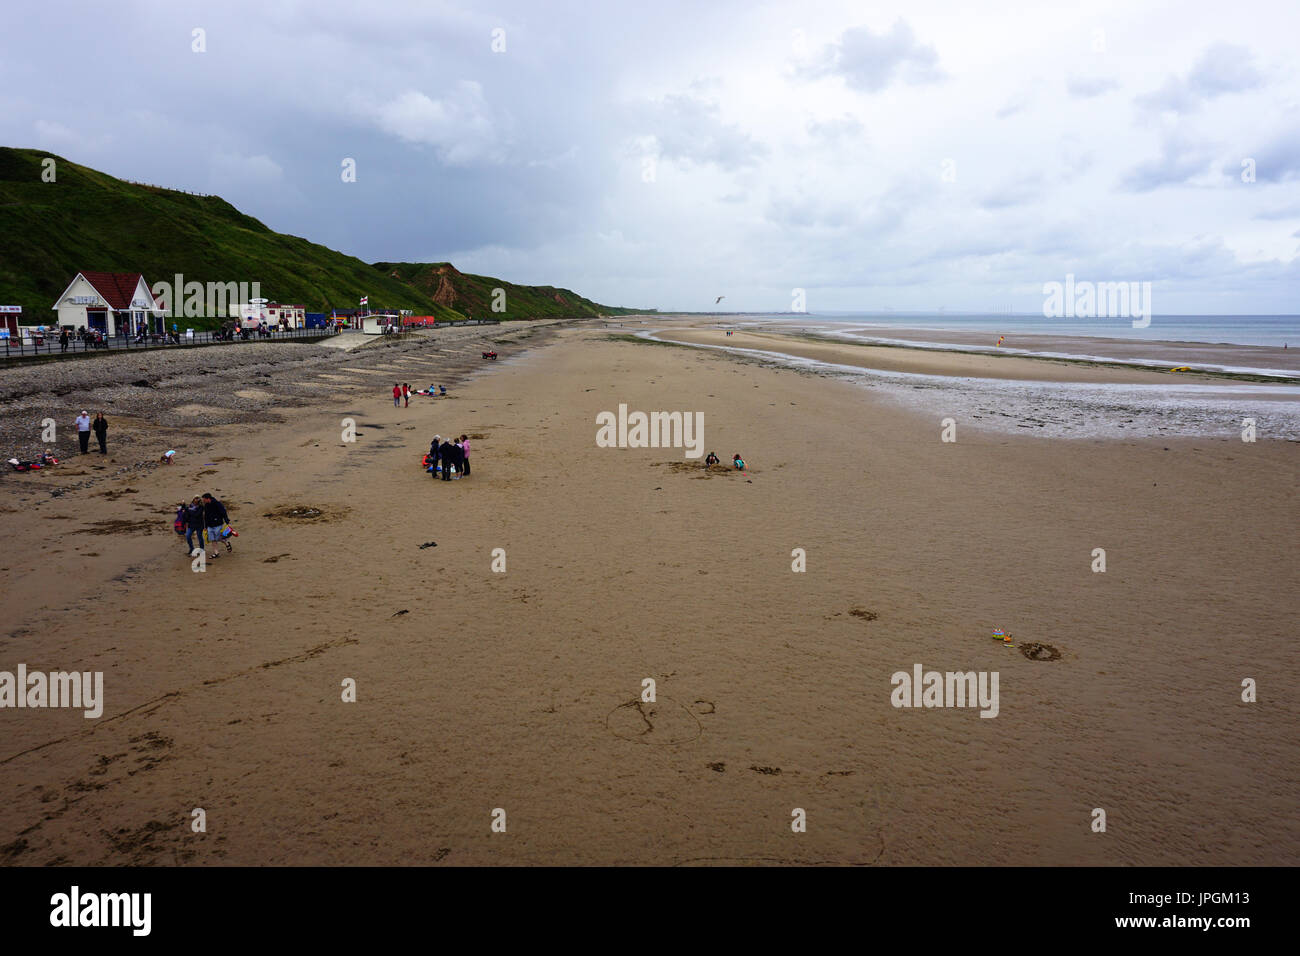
left=393, top=383, right=402, bottom=407
left=59, top=328, right=69, bottom=353
left=459, top=434, right=471, bottom=476
left=184, top=496, right=206, bottom=555
left=402, top=383, right=410, bottom=408
left=74, top=411, right=91, bottom=454
left=201, top=493, right=232, bottom=558
left=92, top=413, right=108, bottom=454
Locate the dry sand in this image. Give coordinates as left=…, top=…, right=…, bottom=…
left=0, top=325, right=1296, bottom=866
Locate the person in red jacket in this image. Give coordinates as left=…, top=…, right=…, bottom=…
left=392, top=383, right=401, bottom=407
left=402, top=383, right=410, bottom=407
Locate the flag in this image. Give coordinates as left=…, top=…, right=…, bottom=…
left=360, top=295, right=369, bottom=306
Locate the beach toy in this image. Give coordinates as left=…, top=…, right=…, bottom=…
left=1169, top=366, right=1191, bottom=373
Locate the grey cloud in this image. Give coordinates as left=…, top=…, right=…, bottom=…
left=996, top=96, right=1029, bottom=119
left=766, top=178, right=920, bottom=233
left=802, top=21, right=944, bottom=93
left=1189, top=43, right=1265, bottom=95
left=1120, top=134, right=1215, bottom=191
left=1066, top=74, right=1119, bottom=98
left=1228, top=129, right=1300, bottom=183
left=806, top=114, right=864, bottom=143
left=1255, top=201, right=1300, bottom=220
left=366, top=83, right=511, bottom=166
left=981, top=177, right=1043, bottom=209
left=1136, top=43, right=1264, bottom=113
left=638, top=93, right=767, bottom=171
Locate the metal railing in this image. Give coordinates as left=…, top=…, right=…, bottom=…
left=1, top=326, right=339, bottom=360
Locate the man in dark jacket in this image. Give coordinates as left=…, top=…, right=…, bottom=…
left=439, top=440, right=456, bottom=480
left=201, top=493, right=232, bottom=557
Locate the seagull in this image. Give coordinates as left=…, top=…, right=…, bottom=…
left=715, top=295, right=725, bottom=304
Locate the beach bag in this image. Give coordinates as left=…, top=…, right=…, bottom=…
left=220, top=524, right=238, bottom=539
left=174, top=516, right=185, bottom=535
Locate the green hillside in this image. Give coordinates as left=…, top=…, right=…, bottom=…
left=0, top=147, right=643, bottom=321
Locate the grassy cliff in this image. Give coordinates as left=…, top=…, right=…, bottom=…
left=0, top=147, right=642, bottom=321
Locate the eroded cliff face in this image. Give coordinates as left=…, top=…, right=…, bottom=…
left=433, top=274, right=458, bottom=308
left=369, top=259, right=632, bottom=319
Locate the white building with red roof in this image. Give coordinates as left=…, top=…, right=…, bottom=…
left=51, top=272, right=166, bottom=336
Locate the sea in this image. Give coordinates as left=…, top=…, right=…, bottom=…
left=784, top=312, right=1299, bottom=348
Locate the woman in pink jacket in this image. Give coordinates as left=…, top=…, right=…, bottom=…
left=459, top=435, right=471, bottom=476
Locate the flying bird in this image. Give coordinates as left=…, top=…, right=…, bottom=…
left=715, top=295, right=725, bottom=304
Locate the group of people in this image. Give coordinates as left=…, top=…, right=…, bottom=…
left=53, top=326, right=191, bottom=351
left=73, top=411, right=109, bottom=454
left=58, top=327, right=106, bottom=350
left=426, top=434, right=471, bottom=480
left=174, top=493, right=235, bottom=560
left=7, top=450, right=59, bottom=472
left=394, top=383, right=447, bottom=406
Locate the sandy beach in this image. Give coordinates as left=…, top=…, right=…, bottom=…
left=0, top=320, right=1296, bottom=866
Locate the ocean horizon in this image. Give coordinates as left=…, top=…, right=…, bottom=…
left=743, top=312, right=1300, bottom=348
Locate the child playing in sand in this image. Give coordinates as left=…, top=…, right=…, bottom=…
left=733, top=454, right=745, bottom=470
left=705, top=452, right=720, bottom=466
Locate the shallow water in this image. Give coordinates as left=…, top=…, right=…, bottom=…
left=645, top=330, right=1300, bottom=440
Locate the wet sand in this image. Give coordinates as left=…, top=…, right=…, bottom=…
left=0, top=325, right=1296, bottom=865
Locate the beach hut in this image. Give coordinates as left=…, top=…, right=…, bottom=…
left=361, top=313, right=399, bottom=334
left=51, top=272, right=166, bottom=336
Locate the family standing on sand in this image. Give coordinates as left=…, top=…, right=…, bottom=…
left=73, top=411, right=109, bottom=454
left=426, top=434, right=471, bottom=480
left=175, top=493, right=235, bottom=560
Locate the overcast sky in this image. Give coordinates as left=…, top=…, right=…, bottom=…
left=3, top=0, right=1298, bottom=313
